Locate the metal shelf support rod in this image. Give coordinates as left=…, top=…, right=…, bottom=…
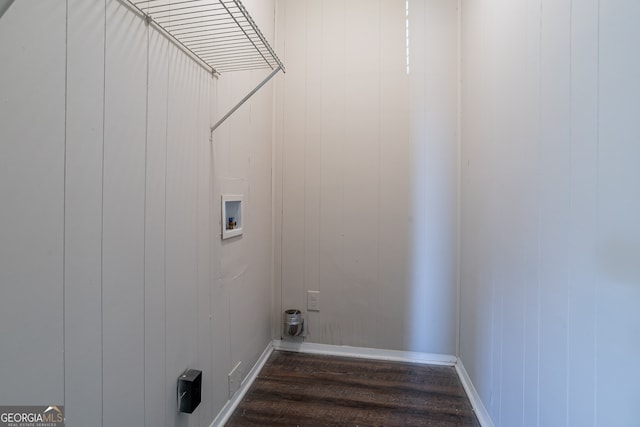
left=211, top=65, right=282, bottom=133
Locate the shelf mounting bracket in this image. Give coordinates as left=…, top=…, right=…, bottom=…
left=210, top=66, right=283, bottom=134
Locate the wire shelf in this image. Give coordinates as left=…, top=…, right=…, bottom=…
left=132, top=0, right=284, bottom=75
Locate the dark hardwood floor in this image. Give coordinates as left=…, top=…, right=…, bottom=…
left=226, top=350, right=480, bottom=426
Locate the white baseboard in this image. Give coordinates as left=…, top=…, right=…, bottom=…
left=273, top=340, right=457, bottom=366
left=209, top=342, right=274, bottom=427
left=209, top=340, right=493, bottom=427
left=455, top=359, right=494, bottom=427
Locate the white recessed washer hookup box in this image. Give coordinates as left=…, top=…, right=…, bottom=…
left=222, top=195, right=243, bottom=239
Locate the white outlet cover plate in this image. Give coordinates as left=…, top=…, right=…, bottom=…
left=307, top=290, right=320, bottom=311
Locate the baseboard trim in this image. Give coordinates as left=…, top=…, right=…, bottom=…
left=209, top=341, right=493, bottom=427
left=209, top=342, right=274, bottom=427
left=455, top=359, right=494, bottom=427
left=272, top=340, right=457, bottom=366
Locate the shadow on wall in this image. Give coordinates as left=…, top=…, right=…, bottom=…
left=407, top=103, right=458, bottom=354
left=0, top=0, right=15, bottom=19
left=406, top=0, right=458, bottom=355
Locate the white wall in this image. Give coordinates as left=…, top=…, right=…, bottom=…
left=209, top=0, right=277, bottom=415
left=0, top=1, right=275, bottom=425
left=0, top=0, right=65, bottom=406
left=460, top=0, right=640, bottom=425
left=274, top=0, right=459, bottom=355
left=8, top=1, right=638, bottom=425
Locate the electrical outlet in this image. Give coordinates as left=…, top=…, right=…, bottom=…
left=307, top=290, right=320, bottom=311
left=228, top=361, right=243, bottom=397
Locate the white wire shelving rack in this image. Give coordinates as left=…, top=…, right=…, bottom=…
left=124, top=0, right=285, bottom=132
left=132, top=0, right=284, bottom=75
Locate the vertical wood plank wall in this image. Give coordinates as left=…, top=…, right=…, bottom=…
left=274, top=0, right=459, bottom=355
left=65, top=0, right=105, bottom=424
left=0, top=0, right=66, bottom=407
left=102, top=3, right=147, bottom=424
left=3, top=1, right=638, bottom=426
left=460, top=0, right=640, bottom=425
left=0, top=1, right=276, bottom=426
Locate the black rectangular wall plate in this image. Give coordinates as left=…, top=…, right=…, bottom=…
left=178, top=369, right=202, bottom=414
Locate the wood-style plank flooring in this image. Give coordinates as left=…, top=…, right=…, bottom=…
left=226, top=351, right=480, bottom=426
